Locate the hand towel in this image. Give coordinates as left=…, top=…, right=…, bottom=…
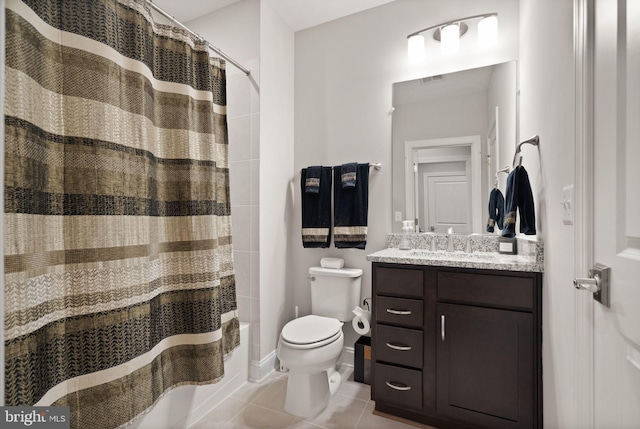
left=486, top=188, right=505, bottom=233
left=340, top=162, right=357, bottom=188
left=301, top=166, right=332, bottom=247
left=305, top=165, right=322, bottom=193
left=333, top=163, right=369, bottom=249
left=502, top=166, right=536, bottom=237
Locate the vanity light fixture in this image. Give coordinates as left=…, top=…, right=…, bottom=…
left=407, top=33, right=425, bottom=64
left=440, top=23, right=461, bottom=55
left=407, top=13, right=498, bottom=63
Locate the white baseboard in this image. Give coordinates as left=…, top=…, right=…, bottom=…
left=249, top=349, right=278, bottom=383
left=338, top=346, right=355, bottom=368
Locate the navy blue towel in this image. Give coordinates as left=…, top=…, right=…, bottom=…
left=333, top=163, right=369, bottom=249
left=340, top=162, right=357, bottom=188
left=305, top=165, right=322, bottom=193
left=502, top=166, right=536, bottom=237
left=301, top=167, right=332, bottom=247
left=486, top=188, right=505, bottom=233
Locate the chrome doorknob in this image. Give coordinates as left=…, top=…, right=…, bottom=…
left=574, top=263, right=611, bottom=308
left=574, top=273, right=601, bottom=294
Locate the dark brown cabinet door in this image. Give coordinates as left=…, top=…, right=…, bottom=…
left=437, top=303, right=534, bottom=429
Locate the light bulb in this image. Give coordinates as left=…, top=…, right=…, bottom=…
left=440, top=24, right=460, bottom=55
left=407, top=34, right=425, bottom=64
left=478, top=15, right=498, bottom=48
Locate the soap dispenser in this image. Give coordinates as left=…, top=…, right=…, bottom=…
left=399, top=220, right=413, bottom=250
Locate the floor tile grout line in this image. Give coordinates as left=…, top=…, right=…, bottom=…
left=221, top=369, right=377, bottom=429
left=246, top=401, right=298, bottom=421
left=231, top=376, right=279, bottom=405
left=352, top=399, right=370, bottom=429
left=188, top=396, right=250, bottom=429
left=288, top=419, right=326, bottom=429
left=225, top=399, right=252, bottom=427
left=335, top=392, right=369, bottom=402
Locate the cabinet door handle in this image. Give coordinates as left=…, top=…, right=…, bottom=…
left=385, top=342, right=412, bottom=351
left=385, top=381, right=411, bottom=391
left=386, top=309, right=412, bottom=315
left=441, top=314, right=445, bottom=341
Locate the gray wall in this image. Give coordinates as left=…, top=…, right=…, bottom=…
left=518, top=0, right=577, bottom=426
left=293, top=0, right=519, bottom=347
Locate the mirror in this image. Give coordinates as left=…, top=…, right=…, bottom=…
left=392, top=61, right=517, bottom=234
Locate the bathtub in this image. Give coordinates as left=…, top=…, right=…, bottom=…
left=126, top=322, right=249, bottom=429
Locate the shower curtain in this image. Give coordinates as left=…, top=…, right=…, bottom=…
left=4, top=0, right=239, bottom=427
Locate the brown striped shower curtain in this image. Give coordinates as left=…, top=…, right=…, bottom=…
left=4, top=0, right=239, bottom=427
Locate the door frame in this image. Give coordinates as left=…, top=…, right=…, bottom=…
left=573, top=0, right=595, bottom=427
left=487, top=106, right=501, bottom=188
left=404, top=136, right=482, bottom=233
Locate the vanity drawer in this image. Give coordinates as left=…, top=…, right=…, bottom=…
left=375, top=296, right=423, bottom=328
left=375, top=324, right=423, bottom=368
left=375, top=267, right=423, bottom=298
left=438, top=271, right=534, bottom=310
left=374, top=363, right=422, bottom=410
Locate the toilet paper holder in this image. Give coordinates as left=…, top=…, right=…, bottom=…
left=352, top=305, right=372, bottom=336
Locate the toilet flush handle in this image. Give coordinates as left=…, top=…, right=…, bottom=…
left=307, top=274, right=316, bottom=281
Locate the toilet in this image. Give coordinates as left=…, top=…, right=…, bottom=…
left=276, top=263, right=362, bottom=417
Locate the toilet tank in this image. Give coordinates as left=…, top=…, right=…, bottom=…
left=309, top=266, right=362, bottom=321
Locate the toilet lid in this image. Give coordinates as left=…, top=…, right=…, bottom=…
left=281, top=315, right=342, bottom=345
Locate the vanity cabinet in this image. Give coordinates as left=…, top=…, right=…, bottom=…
left=372, top=266, right=427, bottom=412
left=371, top=262, right=542, bottom=429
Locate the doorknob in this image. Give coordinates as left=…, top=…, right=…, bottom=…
left=574, top=263, right=610, bottom=308
left=573, top=275, right=600, bottom=293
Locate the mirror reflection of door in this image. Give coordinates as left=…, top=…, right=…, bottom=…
left=421, top=166, right=470, bottom=234
left=407, top=138, right=478, bottom=233
left=392, top=61, right=517, bottom=234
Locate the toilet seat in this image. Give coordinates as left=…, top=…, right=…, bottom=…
left=280, top=315, right=343, bottom=350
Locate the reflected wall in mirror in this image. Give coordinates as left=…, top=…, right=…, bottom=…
left=392, top=61, right=517, bottom=234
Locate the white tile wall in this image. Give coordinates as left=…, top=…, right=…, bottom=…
left=227, top=58, right=260, bottom=328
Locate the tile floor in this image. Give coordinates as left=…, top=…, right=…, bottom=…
left=190, top=365, right=436, bottom=429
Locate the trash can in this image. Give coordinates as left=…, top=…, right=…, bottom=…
left=354, top=336, right=371, bottom=384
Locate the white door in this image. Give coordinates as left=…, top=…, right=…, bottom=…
left=405, top=136, right=482, bottom=233
left=424, top=174, right=470, bottom=234
left=575, top=0, right=640, bottom=426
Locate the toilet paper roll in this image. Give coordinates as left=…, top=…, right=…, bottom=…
left=352, top=306, right=371, bottom=336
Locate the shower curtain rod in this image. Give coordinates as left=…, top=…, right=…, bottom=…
left=146, top=1, right=251, bottom=76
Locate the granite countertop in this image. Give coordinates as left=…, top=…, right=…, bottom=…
left=366, top=234, right=544, bottom=273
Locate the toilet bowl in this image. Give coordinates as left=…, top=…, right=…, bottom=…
left=277, top=263, right=362, bottom=417
left=276, top=315, right=345, bottom=417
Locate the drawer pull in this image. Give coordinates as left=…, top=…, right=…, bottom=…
left=441, top=314, right=446, bottom=341
left=385, top=381, right=411, bottom=391
left=385, top=342, right=412, bottom=351
left=386, top=309, right=412, bottom=315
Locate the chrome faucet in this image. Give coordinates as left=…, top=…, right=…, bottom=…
left=430, top=235, right=437, bottom=251
left=447, top=227, right=455, bottom=252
